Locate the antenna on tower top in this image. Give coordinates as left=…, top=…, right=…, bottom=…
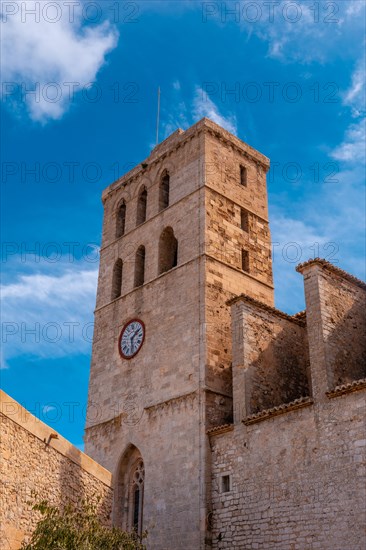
left=156, top=86, right=161, bottom=146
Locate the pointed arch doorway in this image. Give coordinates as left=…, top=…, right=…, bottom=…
left=114, top=444, right=145, bottom=538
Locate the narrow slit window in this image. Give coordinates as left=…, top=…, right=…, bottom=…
left=240, top=208, right=249, bottom=232
left=241, top=249, right=250, bottom=273
left=240, top=165, right=247, bottom=186
left=221, top=475, right=231, bottom=493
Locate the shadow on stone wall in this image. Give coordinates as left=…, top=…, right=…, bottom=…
left=57, top=444, right=112, bottom=529
left=326, top=299, right=366, bottom=387
left=249, top=322, right=310, bottom=415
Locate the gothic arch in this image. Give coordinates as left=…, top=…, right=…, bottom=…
left=114, top=444, right=145, bottom=537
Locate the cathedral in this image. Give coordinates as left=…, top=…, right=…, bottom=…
left=1, top=118, right=366, bottom=550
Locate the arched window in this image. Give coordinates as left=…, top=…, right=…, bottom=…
left=116, top=201, right=126, bottom=238
left=159, top=170, right=170, bottom=211
left=158, top=227, right=178, bottom=275
left=129, top=459, right=145, bottom=536
left=134, top=246, right=145, bottom=287
left=114, top=445, right=144, bottom=538
left=111, top=259, right=123, bottom=300
left=136, top=187, right=147, bottom=226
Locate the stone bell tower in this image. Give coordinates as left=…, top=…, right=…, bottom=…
left=84, top=118, right=273, bottom=549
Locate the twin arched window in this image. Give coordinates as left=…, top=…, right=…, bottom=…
left=130, top=459, right=145, bottom=536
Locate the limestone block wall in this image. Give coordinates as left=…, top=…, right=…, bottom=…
left=210, top=388, right=366, bottom=550
left=205, top=190, right=272, bottom=288
left=297, top=259, right=366, bottom=392
left=85, top=393, right=202, bottom=550
left=229, top=296, right=310, bottom=419
left=96, top=127, right=204, bottom=310
left=0, top=391, right=113, bottom=550
left=202, top=123, right=274, bottom=415
left=210, top=260, right=366, bottom=549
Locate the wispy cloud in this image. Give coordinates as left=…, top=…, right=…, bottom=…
left=343, top=58, right=366, bottom=117
left=331, top=119, right=365, bottom=162
left=193, top=86, right=237, bottom=134
left=1, top=262, right=98, bottom=366
left=247, top=0, right=365, bottom=64
left=1, top=0, right=118, bottom=122
left=159, top=82, right=237, bottom=141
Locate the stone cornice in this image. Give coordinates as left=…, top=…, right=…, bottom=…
left=205, top=184, right=269, bottom=224
left=144, top=391, right=198, bottom=417
left=243, top=396, right=313, bottom=425
left=227, top=293, right=306, bottom=326
left=207, top=423, right=234, bottom=436
left=296, top=258, right=366, bottom=291
left=326, top=378, right=366, bottom=398
left=207, top=258, right=274, bottom=291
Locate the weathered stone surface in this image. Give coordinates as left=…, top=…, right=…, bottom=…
left=85, top=118, right=274, bottom=549
left=210, top=259, right=366, bottom=549
left=0, top=391, right=112, bottom=550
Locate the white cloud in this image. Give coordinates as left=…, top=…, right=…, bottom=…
left=343, top=60, right=366, bottom=117
left=1, top=263, right=98, bottom=364
left=1, top=0, right=118, bottom=122
left=42, top=404, right=56, bottom=414
left=193, top=86, right=237, bottom=134
left=331, top=120, right=365, bottom=163
left=247, top=0, right=365, bottom=64
left=331, top=59, right=366, bottom=164
left=270, top=212, right=329, bottom=313
left=158, top=82, right=237, bottom=144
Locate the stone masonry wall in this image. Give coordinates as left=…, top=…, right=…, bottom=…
left=203, top=126, right=274, bottom=420
left=210, top=389, right=366, bottom=550
left=210, top=260, right=366, bottom=549
left=230, top=297, right=310, bottom=418
left=297, top=259, right=366, bottom=397
left=316, top=264, right=365, bottom=386
left=0, top=391, right=113, bottom=550
left=86, top=119, right=276, bottom=548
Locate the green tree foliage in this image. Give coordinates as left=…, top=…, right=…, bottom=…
left=21, top=500, right=146, bottom=550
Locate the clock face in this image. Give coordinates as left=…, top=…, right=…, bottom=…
left=119, top=319, right=145, bottom=359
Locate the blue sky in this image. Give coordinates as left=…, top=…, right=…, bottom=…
left=1, top=0, right=365, bottom=447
